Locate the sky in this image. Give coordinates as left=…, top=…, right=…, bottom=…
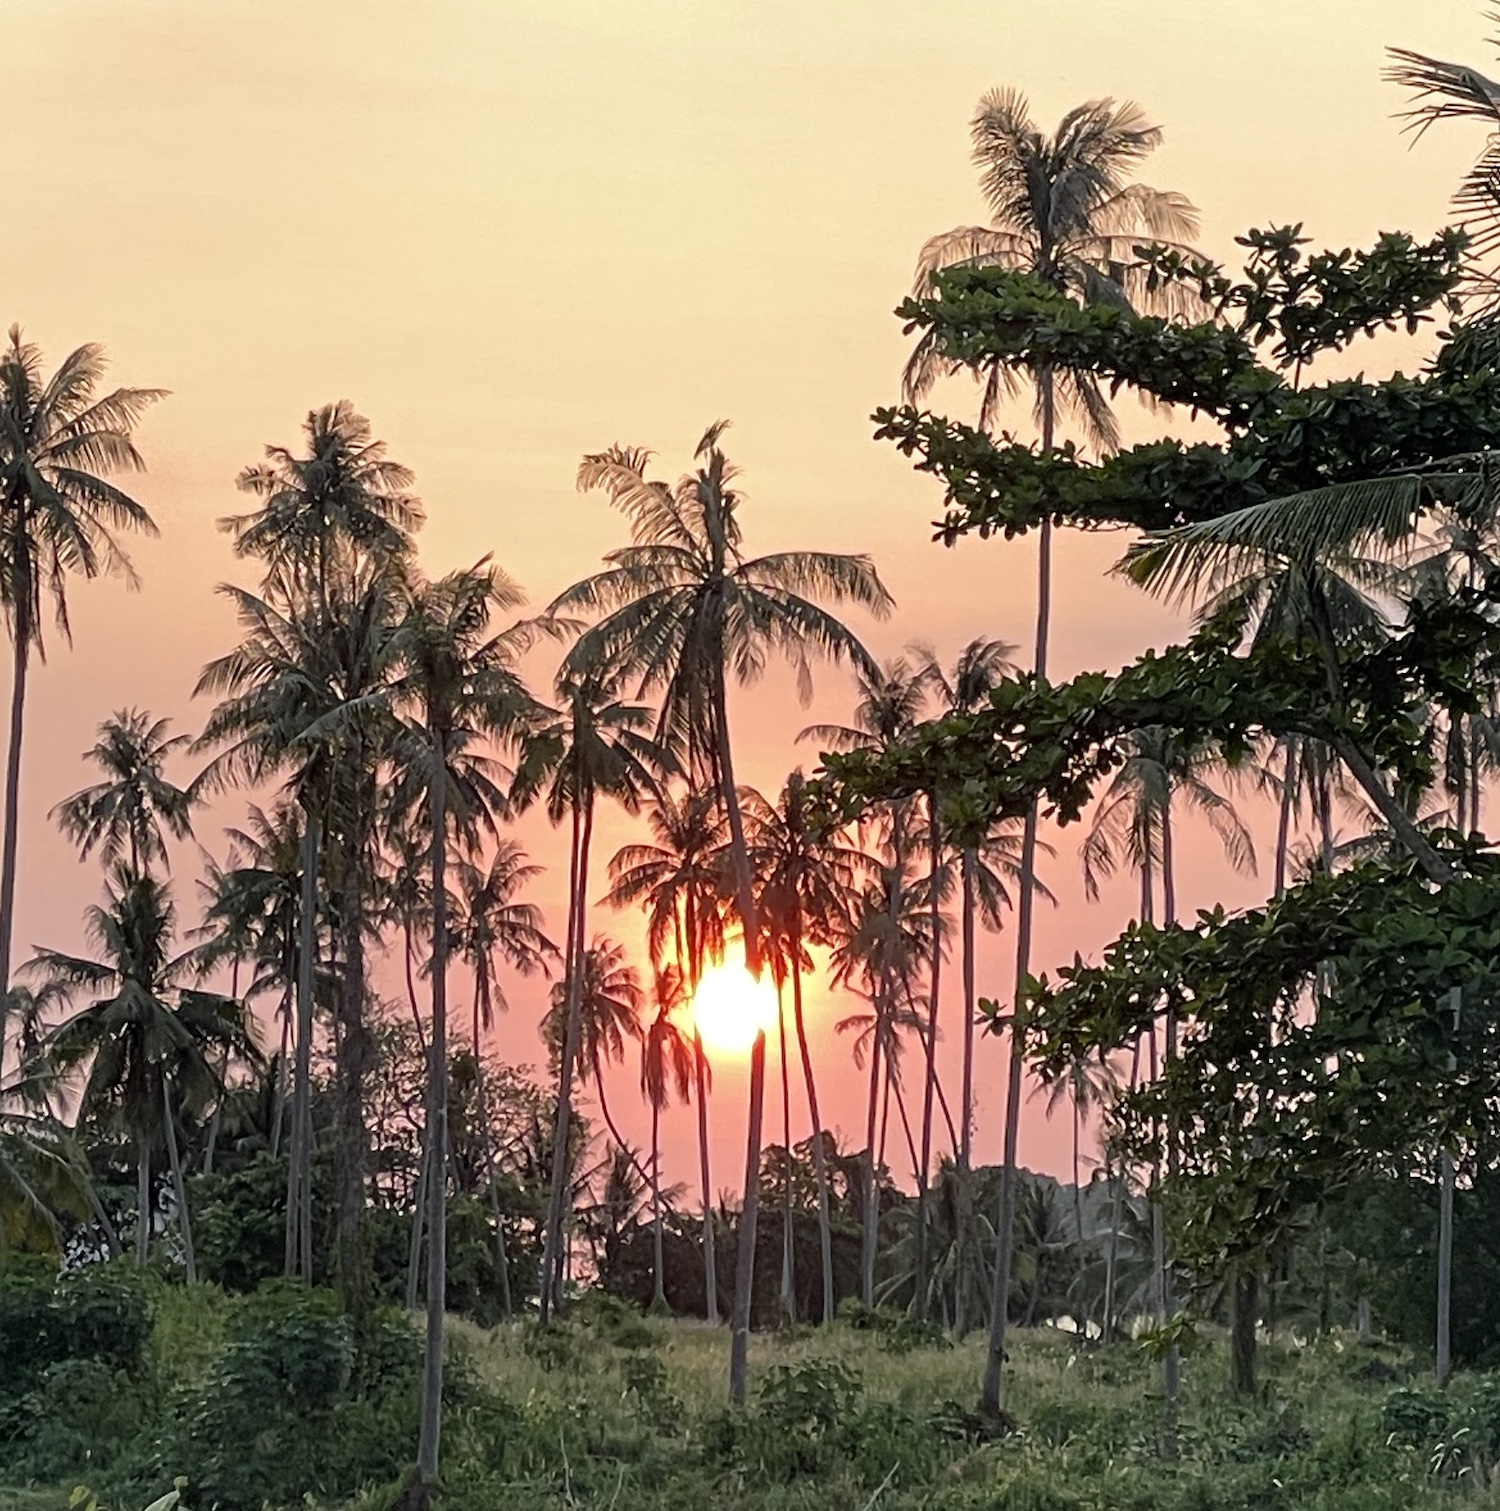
left=0, top=0, right=1490, bottom=1200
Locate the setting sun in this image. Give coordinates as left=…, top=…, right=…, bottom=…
left=687, top=958, right=779, bottom=1057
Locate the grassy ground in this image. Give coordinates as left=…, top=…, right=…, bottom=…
left=5, top=1296, right=1500, bottom=1511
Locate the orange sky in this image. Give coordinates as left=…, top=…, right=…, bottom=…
left=0, top=1, right=1489, bottom=1196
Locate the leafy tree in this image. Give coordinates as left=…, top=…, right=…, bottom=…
left=0, top=331, right=164, bottom=1082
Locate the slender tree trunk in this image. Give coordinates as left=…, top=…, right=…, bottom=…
left=0, top=626, right=30, bottom=1088
left=471, top=1036, right=513, bottom=1320
left=955, top=852, right=977, bottom=1337
left=135, top=1143, right=151, bottom=1266
left=540, top=792, right=589, bottom=1325
left=270, top=979, right=292, bottom=1160
left=405, top=924, right=427, bottom=1055
left=416, top=732, right=450, bottom=1494
left=202, top=958, right=239, bottom=1179
left=861, top=1026, right=882, bottom=1307
left=406, top=1129, right=429, bottom=1310
left=981, top=372, right=1053, bottom=1421
left=915, top=794, right=943, bottom=1321
left=776, top=978, right=795, bottom=1325
left=716, top=668, right=767, bottom=1407
left=791, top=949, right=834, bottom=1324
left=694, top=1029, right=719, bottom=1321
left=1273, top=742, right=1294, bottom=900
left=1071, top=1092, right=1085, bottom=1309
left=1230, top=1270, right=1259, bottom=1397
left=286, top=813, right=319, bottom=1280
left=161, top=1080, right=197, bottom=1284
left=334, top=795, right=374, bottom=1320
left=1160, top=801, right=1180, bottom=1454
left=891, top=1065, right=920, bottom=1181
left=651, top=1101, right=666, bottom=1311
left=1438, top=984, right=1460, bottom=1387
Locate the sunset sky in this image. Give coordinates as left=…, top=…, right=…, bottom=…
left=1, top=0, right=1489, bottom=1196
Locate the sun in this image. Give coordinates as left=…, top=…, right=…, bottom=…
left=688, top=957, right=779, bottom=1057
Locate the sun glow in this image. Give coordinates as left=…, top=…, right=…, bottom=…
left=688, top=957, right=779, bottom=1057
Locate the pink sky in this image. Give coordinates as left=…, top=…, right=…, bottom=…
left=0, top=1, right=1487, bottom=1197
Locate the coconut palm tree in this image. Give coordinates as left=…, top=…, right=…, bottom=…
left=742, top=772, right=866, bottom=1324
left=0, top=331, right=165, bottom=1082
left=514, top=675, right=666, bottom=1325
left=554, top=424, right=891, bottom=1399
left=641, top=966, right=693, bottom=1312
left=907, top=91, right=1200, bottom=1415
left=0, top=1106, right=92, bottom=1257
left=52, top=709, right=199, bottom=877
left=27, top=867, right=257, bottom=1277
left=386, top=560, right=537, bottom=1500
left=541, top=934, right=648, bottom=1302
left=448, top=838, right=558, bottom=1319
left=603, top=788, right=729, bottom=1319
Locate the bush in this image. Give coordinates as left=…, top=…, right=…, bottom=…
left=161, top=1282, right=420, bottom=1511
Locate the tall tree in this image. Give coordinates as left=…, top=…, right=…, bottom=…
left=604, top=789, right=728, bottom=1318
left=52, top=709, right=198, bottom=876
left=916, top=637, right=1021, bottom=1332
left=641, top=965, right=693, bottom=1312
left=905, top=90, right=1200, bottom=1420
left=28, top=867, right=256, bottom=1276
left=388, top=561, right=535, bottom=1502
left=197, top=401, right=420, bottom=1309
left=555, top=423, right=891, bottom=1401
left=515, top=676, right=664, bottom=1324
left=0, top=331, right=164, bottom=1081
left=743, top=773, right=865, bottom=1323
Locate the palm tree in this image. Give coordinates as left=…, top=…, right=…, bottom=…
left=1028, top=1053, right=1120, bottom=1296
left=913, top=638, right=1021, bottom=1319
left=514, top=674, right=665, bottom=1325
left=804, top=658, right=930, bottom=1310
left=0, top=1106, right=92, bottom=1257
left=52, top=709, right=198, bottom=876
left=1387, top=35, right=1500, bottom=280
left=198, top=403, right=419, bottom=1306
left=908, top=91, right=1200, bottom=1416
left=554, top=423, right=891, bottom=1399
left=27, top=867, right=257, bottom=1277
left=541, top=934, right=648, bottom=1300
left=387, top=560, right=535, bottom=1500
left=641, top=966, right=693, bottom=1312
left=604, top=788, right=729, bottom=1318
left=0, top=331, right=164, bottom=1082
left=449, top=838, right=558, bottom=1319
left=828, top=817, right=938, bottom=1305
left=743, top=773, right=865, bottom=1324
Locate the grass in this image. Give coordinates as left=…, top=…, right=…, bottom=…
left=6, top=1293, right=1500, bottom=1511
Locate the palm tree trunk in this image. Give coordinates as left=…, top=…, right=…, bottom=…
left=286, top=811, right=319, bottom=1281
left=540, top=790, right=589, bottom=1326
left=790, top=949, right=834, bottom=1324
left=135, top=1142, right=151, bottom=1266
left=1438, top=984, right=1459, bottom=1387
left=270, top=979, right=292, bottom=1159
left=861, top=1026, right=883, bottom=1307
left=890, top=1065, right=920, bottom=1181
left=955, top=851, right=977, bottom=1337
left=915, top=794, right=943, bottom=1321
left=1160, top=799, right=1180, bottom=1453
left=405, top=924, right=428, bottom=1055
left=0, top=626, right=30, bottom=1088
left=694, top=1030, right=719, bottom=1321
left=202, top=959, right=239, bottom=1179
left=416, top=730, right=450, bottom=1494
left=981, top=369, right=1054, bottom=1421
left=777, top=977, right=795, bottom=1326
left=334, top=791, right=374, bottom=1320
left=1072, top=1091, right=1085, bottom=1304
left=406, top=1129, right=429, bottom=1310
left=1273, top=742, right=1294, bottom=900
left=651, top=1101, right=666, bottom=1311
left=161, top=1080, right=197, bottom=1284
left=715, top=667, right=767, bottom=1407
